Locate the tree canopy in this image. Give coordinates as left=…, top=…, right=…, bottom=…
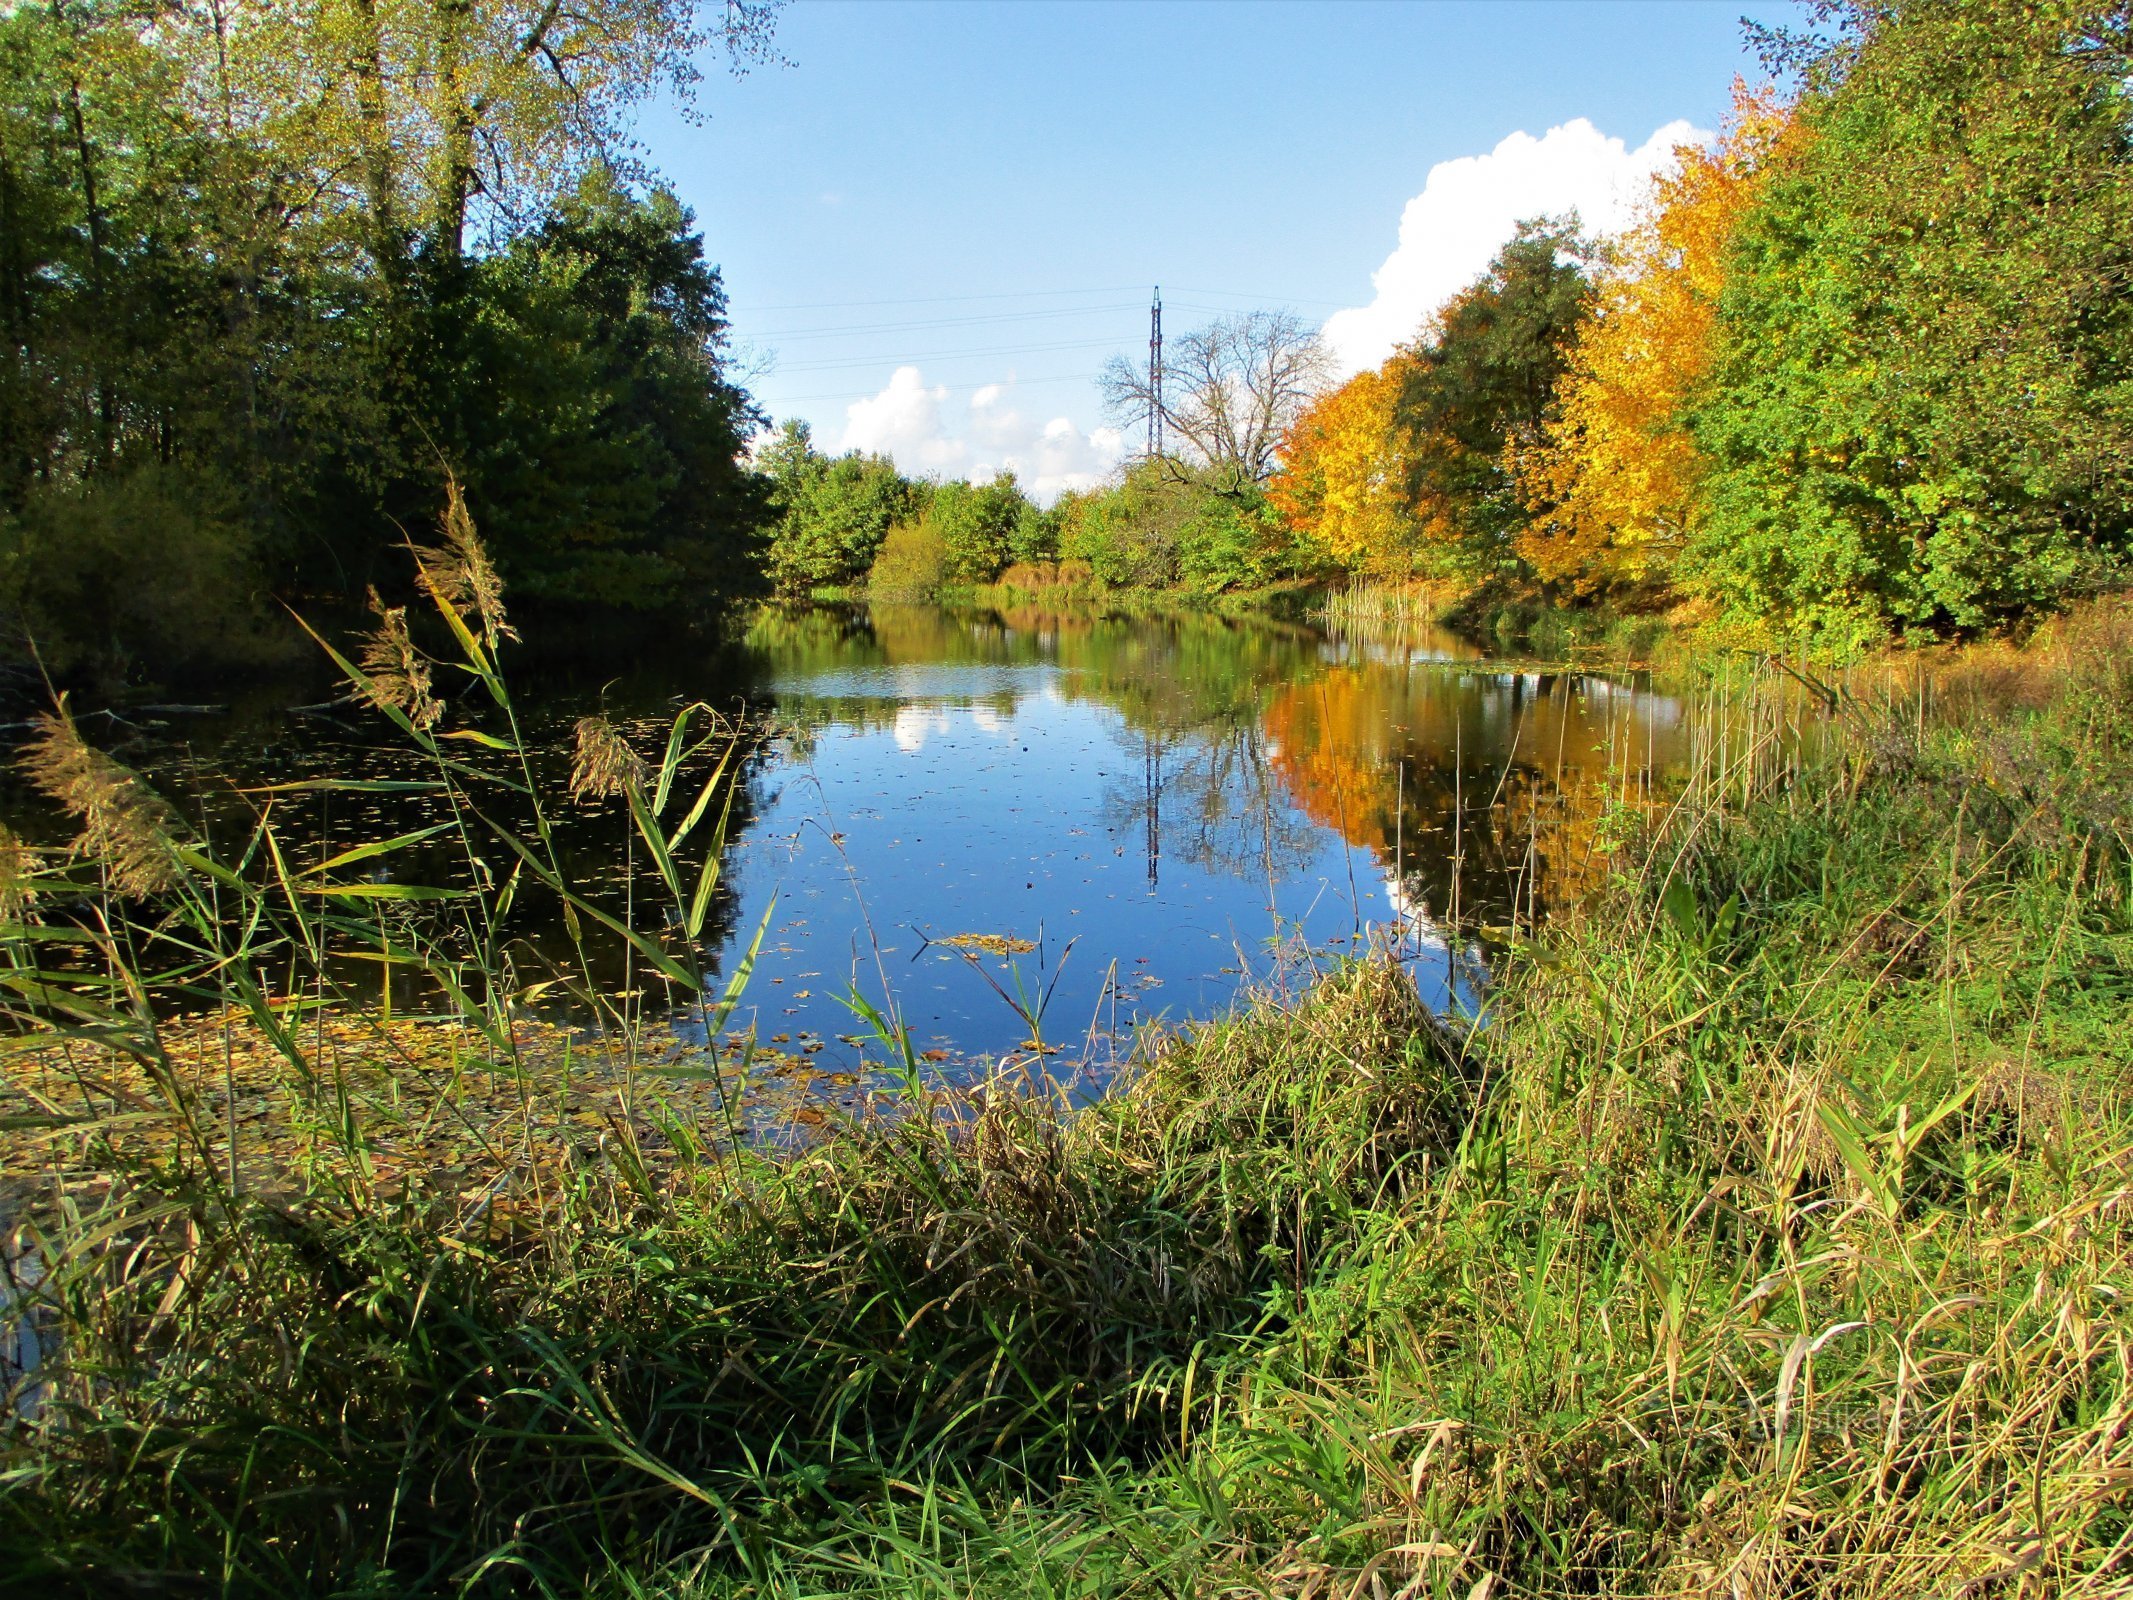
left=0, top=0, right=780, bottom=680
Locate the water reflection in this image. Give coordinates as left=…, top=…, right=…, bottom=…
left=712, top=604, right=1690, bottom=1074
left=70, top=604, right=1697, bottom=1085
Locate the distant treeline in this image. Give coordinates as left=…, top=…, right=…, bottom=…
left=773, top=0, right=2133, bottom=647
left=0, top=0, right=781, bottom=684
left=754, top=419, right=1317, bottom=601
left=1272, top=0, right=2133, bottom=645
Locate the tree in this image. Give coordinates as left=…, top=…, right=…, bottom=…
left=1394, top=218, right=1593, bottom=574
left=149, top=0, right=784, bottom=272
left=1516, top=91, right=1789, bottom=597
left=928, top=473, right=1039, bottom=582
left=1101, top=309, right=1332, bottom=486
left=1267, top=357, right=1418, bottom=576
left=1687, top=0, right=2133, bottom=637
left=452, top=171, right=768, bottom=607
left=758, top=424, right=920, bottom=595
left=1057, top=460, right=1298, bottom=592
left=0, top=0, right=783, bottom=679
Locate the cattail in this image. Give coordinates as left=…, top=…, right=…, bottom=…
left=570, top=716, right=645, bottom=802
left=0, top=822, right=38, bottom=922
left=415, top=478, right=516, bottom=652
left=20, top=705, right=181, bottom=897
left=357, top=587, right=444, bottom=730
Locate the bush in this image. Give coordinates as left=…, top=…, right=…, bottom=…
left=0, top=464, right=289, bottom=684
left=865, top=517, right=949, bottom=599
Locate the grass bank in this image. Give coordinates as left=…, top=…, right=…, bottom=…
left=2, top=560, right=2128, bottom=1594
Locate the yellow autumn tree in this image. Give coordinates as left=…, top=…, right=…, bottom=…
left=1268, top=356, right=1419, bottom=576
left=1517, top=87, right=1791, bottom=595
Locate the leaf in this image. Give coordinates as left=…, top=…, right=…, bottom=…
left=299, top=824, right=455, bottom=877
left=1816, top=1096, right=1901, bottom=1219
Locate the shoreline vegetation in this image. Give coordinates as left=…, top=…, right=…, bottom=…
left=0, top=492, right=2127, bottom=1593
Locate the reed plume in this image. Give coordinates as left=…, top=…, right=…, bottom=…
left=0, top=820, right=38, bottom=921
left=569, top=715, right=645, bottom=801
left=19, top=704, right=180, bottom=896
left=357, top=587, right=443, bottom=731
left=415, top=478, right=516, bottom=652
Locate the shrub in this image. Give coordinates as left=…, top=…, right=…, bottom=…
left=865, top=517, right=949, bottom=599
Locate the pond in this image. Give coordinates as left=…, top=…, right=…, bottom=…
left=711, top=604, right=1689, bottom=1076
left=57, top=603, right=1698, bottom=1086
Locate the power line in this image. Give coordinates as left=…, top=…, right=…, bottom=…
left=762, top=370, right=1099, bottom=405
left=749, top=302, right=1141, bottom=342
left=771, top=335, right=1127, bottom=374
left=735, top=284, right=1147, bottom=313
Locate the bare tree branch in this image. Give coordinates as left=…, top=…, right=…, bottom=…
left=1101, top=310, right=1332, bottom=484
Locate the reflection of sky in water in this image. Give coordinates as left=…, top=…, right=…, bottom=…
left=712, top=660, right=1452, bottom=1081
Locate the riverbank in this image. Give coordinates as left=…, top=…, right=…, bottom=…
left=3, top=601, right=2129, bottom=1595
left=801, top=575, right=1325, bottom=620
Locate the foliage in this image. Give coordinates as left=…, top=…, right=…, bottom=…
left=1517, top=91, right=1788, bottom=597
left=757, top=421, right=922, bottom=595
left=1393, top=218, right=1594, bottom=576
left=0, top=0, right=777, bottom=681
left=1687, top=0, right=2133, bottom=639
left=864, top=515, right=949, bottom=599
left=1056, top=460, right=1308, bottom=592
left=1267, top=358, right=1419, bottom=577
left=922, top=473, right=1043, bottom=582
left=453, top=172, right=769, bottom=609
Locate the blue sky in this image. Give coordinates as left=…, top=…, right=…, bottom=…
left=637, top=0, right=1798, bottom=498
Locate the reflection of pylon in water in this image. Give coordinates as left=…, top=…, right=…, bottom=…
left=1144, top=737, right=1162, bottom=891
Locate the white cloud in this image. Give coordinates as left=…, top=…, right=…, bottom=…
left=841, top=367, right=968, bottom=474
left=1322, top=117, right=1706, bottom=374
left=837, top=368, right=1124, bottom=503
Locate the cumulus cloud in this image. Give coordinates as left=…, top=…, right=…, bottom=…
left=1322, top=117, right=1706, bottom=374
left=837, top=368, right=1124, bottom=502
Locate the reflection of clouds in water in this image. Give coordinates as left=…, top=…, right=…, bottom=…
left=970, top=703, right=1008, bottom=737
left=1384, top=871, right=1438, bottom=936
left=892, top=705, right=951, bottom=753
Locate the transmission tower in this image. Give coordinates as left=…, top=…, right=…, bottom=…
left=1146, top=285, right=1164, bottom=460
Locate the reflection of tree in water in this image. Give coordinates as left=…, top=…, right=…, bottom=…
left=748, top=602, right=1329, bottom=742
left=1264, top=663, right=1690, bottom=931
left=1098, top=721, right=1325, bottom=891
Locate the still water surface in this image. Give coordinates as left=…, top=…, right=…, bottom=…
left=635, top=604, right=1688, bottom=1073
left=124, top=604, right=1699, bottom=1080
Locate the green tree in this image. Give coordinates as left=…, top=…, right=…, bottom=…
left=1393, top=218, right=1593, bottom=573
left=1688, top=0, right=2133, bottom=638
left=929, top=473, right=1039, bottom=581
left=451, top=172, right=767, bottom=609
left=0, top=0, right=780, bottom=679
left=1057, top=461, right=1301, bottom=592
left=760, top=423, right=920, bottom=595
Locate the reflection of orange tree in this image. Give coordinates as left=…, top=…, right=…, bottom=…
left=1263, top=665, right=1684, bottom=928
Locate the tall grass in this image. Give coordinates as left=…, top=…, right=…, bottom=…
left=1, top=536, right=2127, bottom=1596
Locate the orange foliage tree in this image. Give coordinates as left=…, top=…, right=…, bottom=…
left=1516, top=88, right=1791, bottom=596
left=1267, top=356, right=1420, bottom=577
